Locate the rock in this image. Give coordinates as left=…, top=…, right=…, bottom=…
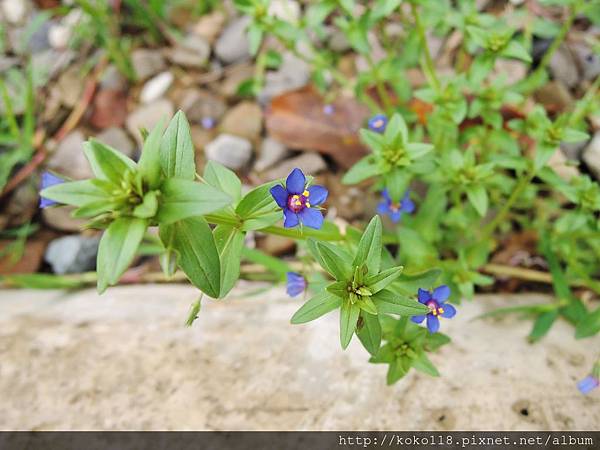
left=582, top=132, right=600, bottom=181
left=254, top=137, right=289, bottom=172
left=192, top=10, right=225, bottom=44
left=167, top=34, right=210, bottom=69
left=42, top=206, right=87, bottom=232
left=48, top=8, right=82, bottom=49
left=257, top=234, right=295, bottom=256
left=89, top=89, right=128, bottom=130
left=258, top=53, right=310, bottom=103
left=219, top=101, right=262, bottom=142
left=571, top=43, right=600, bottom=82
left=1, top=0, right=28, bottom=24
left=2, top=178, right=39, bottom=227
left=265, top=152, right=327, bottom=180
left=268, top=0, right=300, bottom=22
left=56, top=65, right=85, bottom=109
left=548, top=148, right=579, bottom=182
left=534, top=81, right=573, bottom=113
left=140, top=71, right=173, bottom=104
left=96, top=127, right=134, bottom=157
left=179, top=89, right=227, bottom=124
left=492, top=59, right=528, bottom=85
left=27, top=16, right=52, bottom=53
left=126, top=99, right=174, bottom=146
left=99, top=64, right=127, bottom=91
left=329, top=30, right=351, bottom=53
left=549, top=45, right=579, bottom=88
left=31, top=49, right=75, bottom=82
left=44, top=235, right=100, bottom=275
left=205, top=134, right=253, bottom=170
left=131, top=49, right=166, bottom=81
left=0, top=56, right=18, bottom=72
left=190, top=125, right=214, bottom=150
left=219, top=63, right=254, bottom=99
left=0, top=233, right=53, bottom=275
left=214, top=16, right=251, bottom=64
left=47, top=131, right=92, bottom=180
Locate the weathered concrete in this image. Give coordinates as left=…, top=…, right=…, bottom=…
left=0, top=284, right=599, bottom=430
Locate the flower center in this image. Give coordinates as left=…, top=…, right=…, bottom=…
left=390, top=201, right=402, bottom=212
left=426, top=300, right=444, bottom=316
left=287, top=190, right=310, bottom=213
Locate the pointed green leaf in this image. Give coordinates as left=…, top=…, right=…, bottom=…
left=84, top=139, right=136, bottom=184
left=373, top=289, right=429, bottom=316
left=353, top=215, right=382, bottom=275
left=138, top=119, right=164, bottom=188
left=41, top=179, right=112, bottom=207
left=160, top=110, right=196, bottom=180
left=365, top=266, right=404, bottom=293
left=214, top=225, right=245, bottom=298
left=528, top=310, right=559, bottom=343
left=326, top=280, right=349, bottom=298
left=291, top=291, right=341, bottom=324
left=133, top=190, right=158, bottom=219
left=204, top=160, right=242, bottom=203
left=341, top=156, right=380, bottom=185
left=466, top=184, right=488, bottom=217
left=317, top=241, right=353, bottom=281
left=412, top=353, right=440, bottom=377
left=340, top=300, right=360, bottom=349
left=357, top=311, right=381, bottom=356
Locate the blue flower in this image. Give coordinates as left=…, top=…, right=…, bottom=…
left=411, top=285, right=456, bottom=333
left=270, top=168, right=328, bottom=229
left=368, top=114, right=388, bottom=133
left=201, top=117, right=216, bottom=129
left=377, top=190, right=414, bottom=223
left=577, top=375, right=599, bottom=395
left=286, top=272, right=306, bottom=297
left=39, top=172, right=64, bottom=208
left=323, top=104, right=335, bottom=115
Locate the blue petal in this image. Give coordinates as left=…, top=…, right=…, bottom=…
left=368, top=114, right=388, bottom=133
left=441, top=303, right=456, bottom=319
left=411, top=315, right=425, bottom=324
left=39, top=172, right=65, bottom=209
left=426, top=315, right=440, bottom=333
left=381, top=189, right=391, bottom=202
left=285, top=168, right=306, bottom=194
left=389, top=210, right=403, bottom=223
left=401, top=193, right=415, bottom=213
left=286, top=272, right=306, bottom=297
left=307, top=185, right=328, bottom=206
left=299, top=207, right=324, bottom=229
left=433, top=285, right=451, bottom=302
left=270, top=184, right=288, bottom=208
left=283, top=209, right=299, bottom=228
left=39, top=197, right=57, bottom=209
left=577, top=376, right=599, bottom=395
left=377, top=201, right=390, bottom=215
left=417, top=288, right=431, bottom=303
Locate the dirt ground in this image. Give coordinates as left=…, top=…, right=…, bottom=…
left=1, top=283, right=599, bottom=430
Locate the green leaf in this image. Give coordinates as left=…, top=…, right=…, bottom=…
left=562, top=128, right=589, bottom=143
left=138, top=118, right=164, bottom=188
left=97, top=218, right=147, bottom=293
left=359, top=129, right=385, bottom=151
left=394, top=268, right=442, bottom=296
left=317, top=241, right=353, bottom=280
left=157, top=179, right=232, bottom=224
left=373, top=289, right=429, bottom=316
left=357, top=311, right=381, bottom=356
left=466, top=184, right=488, bottom=216
left=159, top=216, right=221, bottom=298
left=575, top=307, right=600, bottom=339
left=502, top=40, right=532, bottom=62
left=412, top=353, right=440, bottom=376
left=40, top=179, right=112, bottom=207
left=384, top=169, right=410, bottom=203
left=405, top=142, right=433, bottom=159
left=291, top=291, right=341, bottom=324
left=214, top=225, right=245, bottom=298
left=528, top=310, right=559, bottom=343
left=0, top=273, right=88, bottom=289
left=204, top=160, right=242, bottom=203
left=236, top=181, right=278, bottom=219
left=340, top=300, right=360, bottom=349
left=341, top=156, right=380, bottom=184
left=160, top=110, right=196, bottom=180
left=241, top=212, right=281, bottom=231
left=133, top=190, right=158, bottom=219
left=248, top=22, right=263, bottom=55
left=326, top=280, right=348, bottom=298
left=387, top=358, right=409, bottom=384
left=84, top=139, right=136, bottom=184
left=384, top=113, right=408, bottom=143
left=353, top=215, right=382, bottom=275
left=365, top=266, right=404, bottom=293
left=185, top=297, right=202, bottom=327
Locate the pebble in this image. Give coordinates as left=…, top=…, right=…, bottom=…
left=205, top=134, right=253, bottom=170
left=219, top=101, right=263, bottom=142
left=168, top=34, right=210, bottom=69
left=179, top=89, right=227, bottom=124
left=219, top=63, right=254, bottom=99
left=44, top=235, right=100, bottom=275
left=265, top=152, right=327, bottom=180
left=56, top=65, right=85, bottom=108
left=254, top=137, right=289, bottom=172
left=42, top=206, right=87, bottom=232
left=549, top=45, right=579, bottom=88
left=140, top=71, right=174, bottom=104
left=131, top=49, right=166, bottom=81
left=96, top=127, right=135, bottom=157
left=192, top=10, right=225, bottom=44
left=48, top=9, right=82, bottom=50
left=1, top=0, right=28, bottom=24
left=46, top=130, right=93, bottom=180
left=268, top=0, right=300, bottom=22
left=99, top=64, right=128, bottom=91
left=258, top=53, right=310, bottom=103
left=571, top=43, right=600, bottom=82
left=126, top=99, right=174, bottom=146
left=214, top=16, right=252, bottom=64
left=582, top=132, right=600, bottom=181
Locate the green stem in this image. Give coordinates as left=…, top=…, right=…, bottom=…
left=367, top=55, right=394, bottom=115
left=410, top=3, right=440, bottom=92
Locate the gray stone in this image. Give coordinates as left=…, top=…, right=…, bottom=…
left=168, top=34, right=210, bottom=69
left=27, top=16, right=52, bottom=54
left=99, top=64, right=127, bottom=91
left=140, top=71, right=174, bottom=104
left=192, top=10, right=225, bottom=44
left=131, top=49, right=166, bottom=81
left=0, top=56, right=18, bottom=72
left=205, top=134, right=253, bottom=170
left=254, top=137, right=289, bottom=172
left=571, top=43, right=600, bottom=82
left=96, top=127, right=135, bottom=157
left=31, top=49, right=76, bottom=82
left=44, top=235, right=100, bottom=275
left=214, top=16, right=251, bottom=64
left=47, top=130, right=92, bottom=180
left=56, top=65, right=85, bottom=108
left=266, top=152, right=327, bottom=180
left=48, top=8, right=82, bottom=50
left=219, top=101, right=262, bottom=142
left=582, top=132, right=600, bottom=181
left=329, top=30, right=351, bottom=53
left=0, top=286, right=599, bottom=430
left=179, top=88, right=227, bottom=123
left=549, top=45, right=579, bottom=88
left=258, top=52, right=310, bottom=103
left=126, top=99, right=174, bottom=146
left=1, top=0, right=28, bottom=24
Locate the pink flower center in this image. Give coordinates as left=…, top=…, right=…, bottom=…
left=426, top=300, right=444, bottom=316
left=287, top=191, right=310, bottom=213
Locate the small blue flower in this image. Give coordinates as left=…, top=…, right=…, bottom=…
left=286, top=272, right=306, bottom=297
left=368, top=114, right=388, bottom=133
left=377, top=190, right=414, bottom=223
left=411, top=285, right=456, bottom=333
left=577, top=375, right=599, bottom=395
left=39, top=172, right=64, bottom=208
left=323, top=104, right=335, bottom=115
left=270, top=168, right=328, bottom=229
left=201, top=117, right=216, bottom=129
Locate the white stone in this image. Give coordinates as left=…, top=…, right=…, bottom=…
left=582, top=132, right=600, bottom=181
left=266, top=152, right=327, bottom=180
left=126, top=99, right=174, bottom=146
left=205, top=134, right=253, bottom=170
left=215, top=16, right=251, bottom=64
left=140, top=71, right=174, bottom=104
left=1, top=0, right=28, bottom=24
left=254, top=137, right=289, bottom=172
left=268, top=0, right=300, bottom=22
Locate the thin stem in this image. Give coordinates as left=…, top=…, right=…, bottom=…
left=410, top=3, right=440, bottom=92
left=366, top=55, right=394, bottom=115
